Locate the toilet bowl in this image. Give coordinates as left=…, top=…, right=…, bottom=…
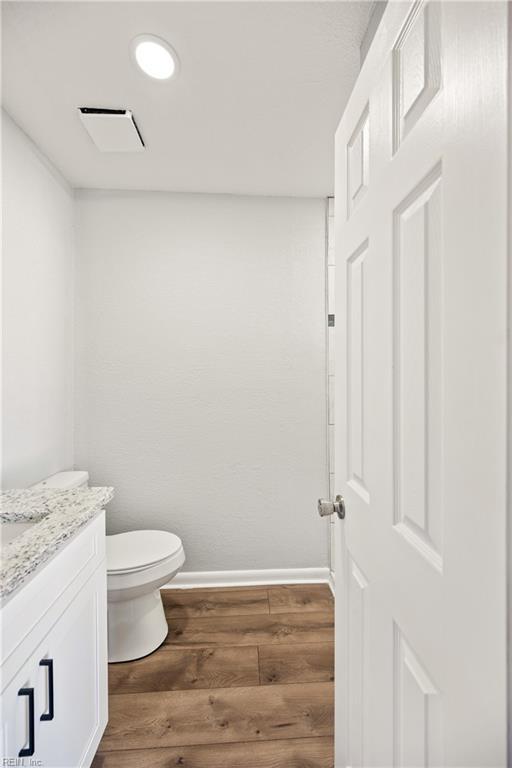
left=107, top=530, right=185, bottom=662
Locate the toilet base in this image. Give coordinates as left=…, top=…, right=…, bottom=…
left=108, top=589, right=169, bottom=663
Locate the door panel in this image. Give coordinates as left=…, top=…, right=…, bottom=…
left=393, top=166, right=443, bottom=570
left=347, top=107, right=370, bottom=216
left=347, top=238, right=370, bottom=504
left=393, top=624, right=443, bottom=768
left=347, top=558, right=368, bottom=768
left=334, top=3, right=508, bottom=766
left=393, top=2, right=441, bottom=150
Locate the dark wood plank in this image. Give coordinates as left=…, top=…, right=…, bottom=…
left=100, top=682, right=333, bottom=751
left=259, top=642, right=334, bottom=685
left=268, top=585, right=333, bottom=614
left=92, top=736, right=334, bottom=768
left=109, top=645, right=260, bottom=694
left=162, top=588, right=269, bottom=617
left=164, top=612, right=334, bottom=648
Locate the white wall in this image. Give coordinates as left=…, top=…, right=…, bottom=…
left=2, top=112, right=74, bottom=489
left=75, top=190, right=329, bottom=571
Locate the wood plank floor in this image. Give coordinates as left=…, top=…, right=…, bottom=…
left=93, top=583, right=334, bottom=768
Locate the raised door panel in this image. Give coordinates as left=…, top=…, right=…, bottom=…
left=346, top=240, right=370, bottom=504
left=393, top=1, right=441, bottom=151
left=393, top=165, right=443, bottom=571
left=347, top=559, right=368, bottom=768
left=394, top=624, right=442, bottom=767
left=347, top=106, right=370, bottom=217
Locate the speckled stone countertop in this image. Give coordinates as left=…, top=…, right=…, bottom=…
left=0, top=486, right=113, bottom=600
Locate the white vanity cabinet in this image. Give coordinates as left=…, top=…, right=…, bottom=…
left=1, top=513, right=108, bottom=767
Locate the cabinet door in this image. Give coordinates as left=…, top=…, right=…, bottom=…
left=37, top=564, right=108, bottom=767
left=1, top=564, right=107, bottom=767
left=1, top=653, right=40, bottom=762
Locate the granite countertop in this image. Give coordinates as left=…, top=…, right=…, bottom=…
left=0, top=486, right=114, bottom=600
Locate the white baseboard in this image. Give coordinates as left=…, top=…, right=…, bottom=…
left=328, top=569, right=335, bottom=596
left=162, top=567, right=331, bottom=590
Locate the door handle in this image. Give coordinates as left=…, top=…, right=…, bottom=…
left=318, top=494, right=345, bottom=519
left=18, top=687, right=35, bottom=757
left=39, top=658, right=54, bottom=721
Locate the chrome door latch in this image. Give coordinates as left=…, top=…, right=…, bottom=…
left=317, top=495, right=345, bottom=520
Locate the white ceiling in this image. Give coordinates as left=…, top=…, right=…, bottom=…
left=2, top=2, right=372, bottom=197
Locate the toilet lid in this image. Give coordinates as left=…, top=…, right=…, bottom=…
left=107, top=530, right=183, bottom=573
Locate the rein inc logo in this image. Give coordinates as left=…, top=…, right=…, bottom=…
left=2, top=759, right=43, bottom=766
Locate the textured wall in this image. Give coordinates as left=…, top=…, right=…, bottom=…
left=75, top=190, right=329, bottom=571
left=2, top=112, right=74, bottom=489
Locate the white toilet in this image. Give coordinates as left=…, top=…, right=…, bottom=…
left=31, top=470, right=185, bottom=663
left=107, top=530, right=185, bottom=662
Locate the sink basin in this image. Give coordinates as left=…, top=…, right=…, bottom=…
left=1, top=521, right=35, bottom=548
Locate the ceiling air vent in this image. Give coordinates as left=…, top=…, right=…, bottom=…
left=78, top=108, right=145, bottom=152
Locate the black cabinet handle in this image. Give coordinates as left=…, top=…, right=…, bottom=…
left=18, top=687, right=35, bottom=757
left=39, top=658, right=54, bottom=721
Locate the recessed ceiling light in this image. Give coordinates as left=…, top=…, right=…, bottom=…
left=131, top=34, right=179, bottom=81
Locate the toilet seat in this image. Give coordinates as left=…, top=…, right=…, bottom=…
left=107, top=545, right=185, bottom=595
left=106, top=530, right=185, bottom=604
left=107, top=530, right=183, bottom=574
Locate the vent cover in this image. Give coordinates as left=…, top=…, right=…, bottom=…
left=78, top=108, right=145, bottom=152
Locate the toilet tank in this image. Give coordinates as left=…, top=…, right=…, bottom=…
left=30, top=471, right=89, bottom=490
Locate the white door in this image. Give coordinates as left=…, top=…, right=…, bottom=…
left=334, top=2, right=509, bottom=767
